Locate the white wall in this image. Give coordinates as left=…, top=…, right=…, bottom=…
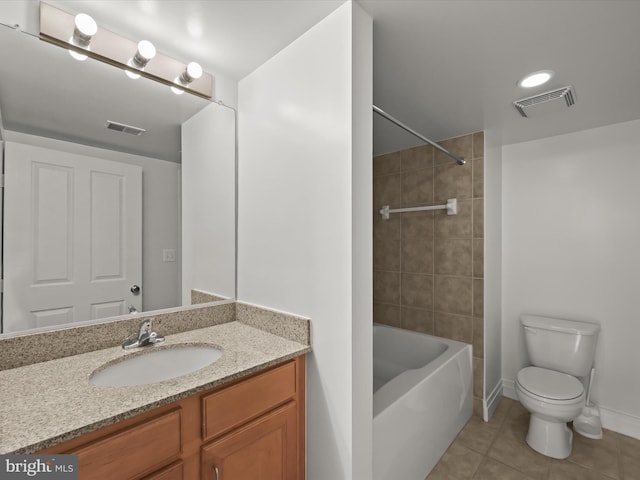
left=502, top=118, right=640, bottom=438
left=3, top=131, right=181, bottom=313
left=484, top=129, right=502, bottom=419
left=182, top=102, right=236, bottom=303
left=237, top=3, right=372, bottom=478
left=350, top=5, right=374, bottom=477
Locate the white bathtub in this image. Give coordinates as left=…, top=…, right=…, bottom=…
left=373, top=323, right=473, bottom=480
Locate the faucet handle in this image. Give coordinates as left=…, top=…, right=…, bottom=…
left=148, top=331, right=166, bottom=345
left=138, top=318, right=153, bottom=336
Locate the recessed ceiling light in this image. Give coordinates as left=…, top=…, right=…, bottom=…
left=518, top=70, right=554, bottom=88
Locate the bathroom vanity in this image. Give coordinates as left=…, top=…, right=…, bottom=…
left=0, top=303, right=311, bottom=480
left=38, top=357, right=305, bottom=479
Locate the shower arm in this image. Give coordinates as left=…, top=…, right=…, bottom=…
left=372, top=105, right=466, bottom=166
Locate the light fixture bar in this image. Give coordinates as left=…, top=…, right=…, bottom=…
left=39, top=2, right=214, bottom=99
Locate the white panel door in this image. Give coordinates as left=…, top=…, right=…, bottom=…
left=3, top=142, right=142, bottom=333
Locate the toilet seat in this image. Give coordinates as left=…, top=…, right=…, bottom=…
left=516, top=367, right=584, bottom=403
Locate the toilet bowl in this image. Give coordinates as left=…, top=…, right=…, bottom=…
left=516, top=366, right=586, bottom=459
left=516, top=314, right=599, bottom=458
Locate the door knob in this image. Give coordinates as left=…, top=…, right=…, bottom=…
left=130, top=285, right=141, bottom=295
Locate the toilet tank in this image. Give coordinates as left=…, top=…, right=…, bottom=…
left=521, top=315, right=600, bottom=377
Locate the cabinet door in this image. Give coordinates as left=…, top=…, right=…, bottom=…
left=202, top=402, right=298, bottom=480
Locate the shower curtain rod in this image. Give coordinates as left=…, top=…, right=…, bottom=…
left=372, top=105, right=466, bottom=165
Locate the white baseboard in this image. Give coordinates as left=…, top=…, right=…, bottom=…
left=500, top=378, right=640, bottom=440
left=599, top=406, right=640, bottom=440
left=484, top=381, right=503, bottom=422
left=502, top=378, right=516, bottom=400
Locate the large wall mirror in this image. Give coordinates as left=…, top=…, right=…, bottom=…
left=0, top=20, right=236, bottom=335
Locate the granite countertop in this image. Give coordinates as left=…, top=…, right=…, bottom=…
left=0, top=321, right=311, bottom=454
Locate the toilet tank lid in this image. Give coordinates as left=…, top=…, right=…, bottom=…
left=521, top=315, right=600, bottom=336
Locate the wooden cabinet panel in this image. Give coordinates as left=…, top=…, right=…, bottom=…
left=143, top=462, right=183, bottom=480
left=71, top=409, right=182, bottom=480
left=202, top=361, right=297, bottom=441
left=201, top=402, right=298, bottom=480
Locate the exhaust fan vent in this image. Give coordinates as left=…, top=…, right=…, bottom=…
left=513, top=86, right=575, bottom=118
left=106, top=120, right=146, bottom=136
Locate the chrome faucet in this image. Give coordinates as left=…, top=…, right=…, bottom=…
left=122, top=318, right=165, bottom=349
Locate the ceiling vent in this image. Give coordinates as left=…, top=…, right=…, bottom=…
left=106, top=120, right=146, bottom=136
left=513, top=86, right=576, bottom=118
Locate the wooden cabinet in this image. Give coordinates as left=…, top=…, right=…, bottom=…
left=71, top=409, right=182, bottom=480
left=143, top=462, right=184, bottom=480
left=201, top=402, right=297, bottom=480
left=202, top=361, right=297, bottom=441
left=38, top=356, right=305, bottom=480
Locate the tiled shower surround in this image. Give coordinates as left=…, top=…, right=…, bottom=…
left=373, top=131, right=484, bottom=409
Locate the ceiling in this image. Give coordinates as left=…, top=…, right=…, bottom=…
left=1, top=0, right=640, bottom=159
left=362, top=0, right=640, bottom=153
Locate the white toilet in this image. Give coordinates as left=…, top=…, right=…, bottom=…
left=515, top=314, right=600, bottom=459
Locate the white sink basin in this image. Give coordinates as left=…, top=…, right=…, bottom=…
left=90, top=345, right=223, bottom=387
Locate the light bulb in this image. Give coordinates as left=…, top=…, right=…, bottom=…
left=185, top=62, right=202, bottom=81
left=68, top=13, right=97, bottom=61
left=133, top=40, right=156, bottom=66
left=171, top=83, right=185, bottom=95
left=126, top=40, right=156, bottom=79
left=72, top=13, right=97, bottom=47
left=69, top=50, right=88, bottom=61
left=75, top=13, right=97, bottom=37
left=125, top=63, right=141, bottom=79
left=172, top=62, right=203, bottom=94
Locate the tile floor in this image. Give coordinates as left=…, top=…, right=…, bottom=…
left=427, top=397, right=640, bottom=480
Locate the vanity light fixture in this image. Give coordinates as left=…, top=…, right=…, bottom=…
left=39, top=2, right=214, bottom=99
left=125, top=40, right=157, bottom=79
left=171, top=62, right=204, bottom=95
left=517, top=70, right=554, bottom=88
left=68, top=13, right=97, bottom=61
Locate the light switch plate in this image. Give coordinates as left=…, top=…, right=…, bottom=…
left=163, top=249, right=176, bottom=262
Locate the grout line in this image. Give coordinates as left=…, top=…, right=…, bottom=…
left=436, top=397, right=633, bottom=480
left=399, top=159, right=404, bottom=329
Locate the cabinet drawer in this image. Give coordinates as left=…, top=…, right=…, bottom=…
left=202, top=361, right=297, bottom=441
left=71, top=409, right=182, bottom=480
left=143, top=462, right=183, bottom=480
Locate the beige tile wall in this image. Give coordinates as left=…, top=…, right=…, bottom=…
left=373, top=131, right=484, bottom=407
